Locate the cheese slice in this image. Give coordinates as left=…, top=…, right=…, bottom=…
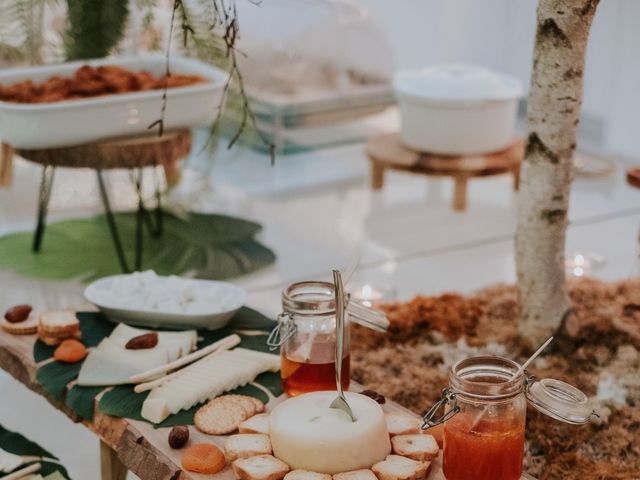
left=140, top=348, right=281, bottom=423
left=78, top=348, right=169, bottom=386
left=0, top=447, right=23, bottom=473
left=109, top=323, right=197, bottom=353
left=43, top=473, right=66, bottom=480
left=77, top=323, right=197, bottom=386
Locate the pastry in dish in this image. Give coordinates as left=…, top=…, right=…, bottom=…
left=0, top=64, right=206, bottom=104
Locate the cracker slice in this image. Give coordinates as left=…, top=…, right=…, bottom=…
left=2, top=318, right=38, bottom=335
left=195, top=396, right=252, bottom=435
left=247, top=396, right=266, bottom=413
left=224, top=394, right=260, bottom=418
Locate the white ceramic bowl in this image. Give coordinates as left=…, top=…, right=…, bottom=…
left=84, top=274, right=247, bottom=330
left=394, top=64, right=524, bottom=155
left=0, top=54, right=227, bottom=149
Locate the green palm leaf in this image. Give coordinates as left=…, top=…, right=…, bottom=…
left=0, top=211, right=275, bottom=282
left=0, top=424, right=71, bottom=479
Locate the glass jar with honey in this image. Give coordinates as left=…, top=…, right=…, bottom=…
left=268, top=281, right=350, bottom=396
left=422, top=355, right=595, bottom=480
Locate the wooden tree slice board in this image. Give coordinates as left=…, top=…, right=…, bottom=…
left=14, top=130, right=191, bottom=171
left=0, top=327, right=532, bottom=480
left=366, top=133, right=523, bottom=175
left=365, top=133, right=524, bottom=211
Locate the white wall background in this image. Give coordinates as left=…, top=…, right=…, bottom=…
left=360, top=0, right=640, bottom=158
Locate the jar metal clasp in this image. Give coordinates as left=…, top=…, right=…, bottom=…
left=266, top=313, right=297, bottom=351
left=421, top=387, right=460, bottom=429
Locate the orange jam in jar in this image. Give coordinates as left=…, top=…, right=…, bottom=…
left=425, top=356, right=528, bottom=480
left=424, top=356, right=595, bottom=479
left=443, top=411, right=525, bottom=480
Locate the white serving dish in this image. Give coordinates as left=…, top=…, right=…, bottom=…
left=0, top=54, right=227, bottom=149
left=394, top=64, right=524, bottom=155
left=84, top=274, right=247, bottom=330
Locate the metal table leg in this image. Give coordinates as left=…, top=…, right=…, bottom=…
left=96, top=168, right=164, bottom=273
left=32, top=166, right=55, bottom=252
left=96, top=169, right=131, bottom=273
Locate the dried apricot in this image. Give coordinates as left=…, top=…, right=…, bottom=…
left=53, top=339, right=87, bottom=363
left=182, top=443, right=225, bottom=474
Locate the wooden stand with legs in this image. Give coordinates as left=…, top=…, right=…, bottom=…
left=13, top=130, right=191, bottom=272
left=0, top=142, right=13, bottom=187
left=366, top=133, right=524, bottom=211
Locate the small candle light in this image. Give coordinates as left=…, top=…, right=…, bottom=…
left=351, top=282, right=396, bottom=307
left=565, top=251, right=605, bottom=277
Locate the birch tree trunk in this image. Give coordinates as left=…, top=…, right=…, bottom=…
left=516, top=0, right=599, bottom=345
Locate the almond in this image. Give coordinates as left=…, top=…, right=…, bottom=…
left=4, top=304, right=32, bottom=323
left=125, top=332, right=158, bottom=350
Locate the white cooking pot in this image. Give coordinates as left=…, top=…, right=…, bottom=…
left=394, top=64, right=524, bottom=155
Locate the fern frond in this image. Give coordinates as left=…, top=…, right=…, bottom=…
left=65, top=0, right=129, bottom=60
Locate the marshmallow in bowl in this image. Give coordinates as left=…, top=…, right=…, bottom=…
left=91, top=270, right=243, bottom=314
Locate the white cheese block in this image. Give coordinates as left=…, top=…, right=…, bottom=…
left=140, top=348, right=281, bottom=423
left=269, top=392, right=391, bottom=474
left=140, top=397, right=170, bottom=424
left=233, top=348, right=281, bottom=372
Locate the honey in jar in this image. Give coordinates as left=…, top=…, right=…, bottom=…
left=270, top=281, right=351, bottom=397
left=281, top=353, right=350, bottom=397
left=422, top=355, right=594, bottom=480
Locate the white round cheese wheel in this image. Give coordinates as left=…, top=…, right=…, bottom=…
left=269, top=391, right=391, bottom=474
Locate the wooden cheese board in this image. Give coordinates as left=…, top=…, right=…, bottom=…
left=0, top=323, right=535, bottom=480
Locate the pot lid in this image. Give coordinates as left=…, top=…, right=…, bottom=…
left=526, top=378, right=595, bottom=425
left=394, top=64, right=524, bottom=102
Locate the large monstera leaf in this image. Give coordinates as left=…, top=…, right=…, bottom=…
left=0, top=211, right=275, bottom=281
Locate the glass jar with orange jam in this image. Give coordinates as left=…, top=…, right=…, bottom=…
left=422, top=355, right=594, bottom=480
left=268, top=281, right=350, bottom=397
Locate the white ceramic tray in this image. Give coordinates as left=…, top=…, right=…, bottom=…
left=0, top=54, right=227, bottom=149
left=84, top=274, right=247, bottom=330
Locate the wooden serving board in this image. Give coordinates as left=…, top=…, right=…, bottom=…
left=0, top=328, right=533, bottom=480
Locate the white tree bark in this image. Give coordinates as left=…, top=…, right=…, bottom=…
left=516, top=0, right=599, bottom=345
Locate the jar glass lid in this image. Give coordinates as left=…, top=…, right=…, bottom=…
left=526, top=378, right=594, bottom=425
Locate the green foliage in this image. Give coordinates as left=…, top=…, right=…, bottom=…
left=0, top=211, right=275, bottom=282
left=0, top=424, right=71, bottom=479
left=65, top=0, right=129, bottom=60
left=0, top=0, right=50, bottom=64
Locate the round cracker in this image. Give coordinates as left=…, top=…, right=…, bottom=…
left=195, top=397, right=250, bottom=435
left=2, top=318, right=38, bottom=335
left=247, top=396, right=265, bottom=413
left=223, top=394, right=261, bottom=417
